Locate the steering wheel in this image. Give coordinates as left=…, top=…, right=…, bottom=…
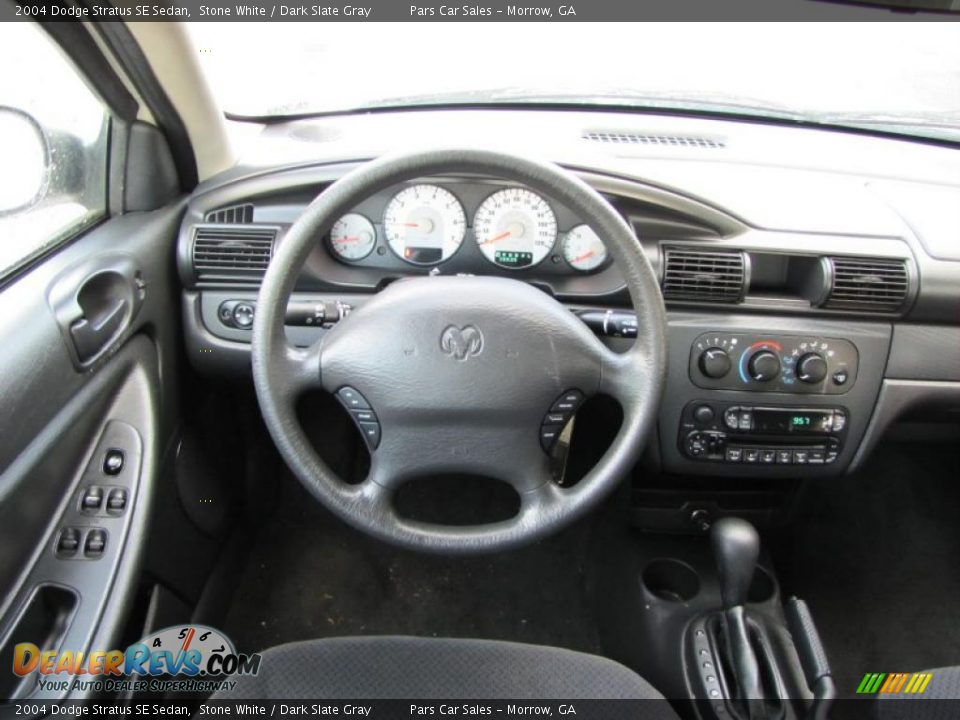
left=252, top=149, right=667, bottom=554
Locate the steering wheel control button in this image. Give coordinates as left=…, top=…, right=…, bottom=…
left=358, top=422, right=381, bottom=449
left=352, top=409, right=377, bottom=424
left=82, top=486, right=103, bottom=510
left=107, top=488, right=128, bottom=513
left=544, top=412, right=569, bottom=426
left=84, top=529, right=107, bottom=558
left=103, top=448, right=124, bottom=476
left=540, top=425, right=563, bottom=451
left=550, top=390, right=584, bottom=414
left=335, top=387, right=381, bottom=449
left=337, top=386, right=371, bottom=410
left=57, top=527, right=80, bottom=555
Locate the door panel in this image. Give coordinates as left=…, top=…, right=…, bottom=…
left=0, top=203, right=185, bottom=700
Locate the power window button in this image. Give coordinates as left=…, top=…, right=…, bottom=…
left=107, top=488, right=128, bottom=512
left=58, top=528, right=80, bottom=555
left=82, top=487, right=103, bottom=510
left=85, top=529, right=106, bottom=557
left=103, top=449, right=124, bottom=476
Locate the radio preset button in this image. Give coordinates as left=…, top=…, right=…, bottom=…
left=793, top=450, right=810, bottom=464
left=743, top=448, right=760, bottom=463
left=725, top=447, right=743, bottom=463
left=760, top=449, right=777, bottom=464
left=776, top=450, right=793, bottom=464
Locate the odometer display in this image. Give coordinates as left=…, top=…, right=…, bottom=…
left=474, top=188, right=557, bottom=269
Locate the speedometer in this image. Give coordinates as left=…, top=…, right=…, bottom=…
left=383, top=184, right=466, bottom=266
left=474, top=188, right=557, bottom=269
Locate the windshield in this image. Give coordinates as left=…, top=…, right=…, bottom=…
left=190, top=23, right=960, bottom=143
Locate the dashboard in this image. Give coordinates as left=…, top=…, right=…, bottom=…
left=177, top=108, right=960, bottom=482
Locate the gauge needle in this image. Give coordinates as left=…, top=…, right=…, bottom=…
left=572, top=250, right=596, bottom=263
left=480, top=230, right=512, bottom=246
left=336, top=236, right=360, bottom=243
left=395, top=222, right=420, bottom=228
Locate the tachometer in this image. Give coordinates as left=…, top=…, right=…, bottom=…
left=329, top=213, right=376, bottom=261
left=474, top=188, right=557, bottom=269
left=384, top=184, right=466, bottom=265
left=562, top=224, right=608, bottom=272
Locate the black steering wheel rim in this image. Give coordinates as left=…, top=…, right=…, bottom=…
left=252, top=149, right=667, bottom=554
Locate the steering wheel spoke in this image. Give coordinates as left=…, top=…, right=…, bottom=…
left=273, top=338, right=325, bottom=400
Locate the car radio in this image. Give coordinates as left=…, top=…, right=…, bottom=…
left=678, top=401, right=848, bottom=465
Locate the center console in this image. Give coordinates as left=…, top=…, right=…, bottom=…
left=658, top=314, right=892, bottom=478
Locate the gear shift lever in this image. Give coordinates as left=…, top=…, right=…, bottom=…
left=711, top=517, right=764, bottom=718
left=712, top=517, right=760, bottom=610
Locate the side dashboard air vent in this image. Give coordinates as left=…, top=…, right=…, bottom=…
left=583, top=131, right=726, bottom=149
left=204, top=203, right=254, bottom=224
left=823, top=257, right=909, bottom=312
left=192, top=226, right=276, bottom=279
left=661, top=247, right=746, bottom=303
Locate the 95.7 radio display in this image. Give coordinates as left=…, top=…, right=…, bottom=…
left=753, top=409, right=834, bottom=434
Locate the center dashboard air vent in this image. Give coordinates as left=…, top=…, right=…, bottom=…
left=661, top=246, right=747, bottom=303
left=822, top=256, right=910, bottom=313
left=192, top=226, right=276, bottom=280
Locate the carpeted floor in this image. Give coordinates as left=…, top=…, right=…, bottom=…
left=222, top=473, right=602, bottom=656
left=775, top=441, right=960, bottom=704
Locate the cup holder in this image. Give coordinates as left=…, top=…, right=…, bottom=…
left=748, top=566, right=777, bottom=603
left=642, top=558, right=701, bottom=603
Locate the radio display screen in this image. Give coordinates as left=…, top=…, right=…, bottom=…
left=753, top=409, right=833, bottom=434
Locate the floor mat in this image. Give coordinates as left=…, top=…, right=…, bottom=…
left=222, top=475, right=601, bottom=655
left=776, top=442, right=960, bottom=704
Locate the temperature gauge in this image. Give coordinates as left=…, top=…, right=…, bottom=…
left=330, top=213, right=376, bottom=261
left=562, top=225, right=608, bottom=272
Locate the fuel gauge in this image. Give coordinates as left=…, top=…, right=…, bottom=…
left=562, top=225, right=607, bottom=272
left=330, top=213, right=377, bottom=261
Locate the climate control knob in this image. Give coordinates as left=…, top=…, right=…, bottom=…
left=797, top=353, right=828, bottom=384
left=747, top=350, right=780, bottom=382
left=698, top=347, right=732, bottom=379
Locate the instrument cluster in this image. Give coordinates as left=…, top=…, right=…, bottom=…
left=324, top=181, right=611, bottom=275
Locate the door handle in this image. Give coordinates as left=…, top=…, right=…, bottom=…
left=69, top=298, right=130, bottom=362
left=47, top=255, right=144, bottom=368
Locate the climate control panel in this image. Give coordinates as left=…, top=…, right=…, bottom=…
left=689, top=332, right=858, bottom=395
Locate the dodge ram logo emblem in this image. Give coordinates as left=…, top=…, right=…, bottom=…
left=440, top=325, right=484, bottom=361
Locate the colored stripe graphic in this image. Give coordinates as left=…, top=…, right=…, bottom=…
left=857, top=672, right=932, bottom=694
